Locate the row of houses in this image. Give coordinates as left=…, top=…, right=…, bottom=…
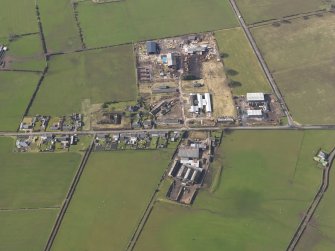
left=96, top=131, right=181, bottom=145
left=16, top=134, right=78, bottom=152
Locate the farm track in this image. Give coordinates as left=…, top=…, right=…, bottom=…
left=248, top=9, right=329, bottom=28
left=0, top=69, right=43, bottom=73
left=35, top=2, right=48, bottom=55
left=44, top=138, right=95, bottom=251
left=72, top=2, right=86, bottom=49
left=228, top=2, right=335, bottom=249
left=228, top=0, right=294, bottom=127
left=287, top=147, right=335, bottom=250
left=0, top=207, right=60, bottom=212
left=126, top=139, right=182, bottom=251
left=18, top=65, right=49, bottom=132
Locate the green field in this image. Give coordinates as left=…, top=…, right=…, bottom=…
left=0, top=137, right=81, bottom=209
left=38, top=0, right=82, bottom=52
left=0, top=71, right=40, bottom=131
left=0, top=137, right=82, bottom=251
left=297, top=152, right=335, bottom=250
left=0, top=210, right=57, bottom=251
left=215, top=28, right=270, bottom=95
left=135, top=130, right=335, bottom=251
left=77, top=0, right=238, bottom=48
left=51, top=150, right=174, bottom=251
left=252, top=14, right=335, bottom=124
left=30, top=44, right=137, bottom=116
left=236, top=0, right=327, bottom=24
left=0, top=0, right=37, bottom=38
left=3, top=34, right=45, bottom=71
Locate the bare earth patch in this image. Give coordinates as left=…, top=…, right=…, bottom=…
left=202, top=61, right=236, bottom=118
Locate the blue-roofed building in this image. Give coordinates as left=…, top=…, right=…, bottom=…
left=146, top=41, right=158, bottom=54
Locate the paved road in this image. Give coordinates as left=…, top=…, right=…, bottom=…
left=228, top=0, right=294, bottom=126
left=287, top=147, right=335, bottom=251
left=3, top=125, right=335, bottom=137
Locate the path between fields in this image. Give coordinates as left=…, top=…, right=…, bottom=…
left=286, top=147, right=335, bottom=250
left=126, top=139, right=181, bottom=251
left=248, top=9, right=329, bottom=28
left=44, top=138, right=94, bottom=251
left=0, top=206, right=59, bottom=212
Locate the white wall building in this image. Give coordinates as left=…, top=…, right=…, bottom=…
left=189, top=93, right=212, bottom=114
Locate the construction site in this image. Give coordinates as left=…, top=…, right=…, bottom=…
left=166, top=132, right=214, bottom=204
left=135, top=33, right=236, bottom=129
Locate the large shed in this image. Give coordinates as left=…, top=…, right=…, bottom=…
left=178, top=147, right=200, bottom=159
left=146, top=41, right=158, bottom=54
left=246, top=93, right=265, bottom=102
left=247, top=109, right=263, bottom=117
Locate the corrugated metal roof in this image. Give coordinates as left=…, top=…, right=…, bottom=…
left=246, top=93, right=264, bottom=102
left=247, top=109, right=263, bottom=116
left=178, top=147, right=200, bottom=159
left=146, top=41, right=157, bottom=54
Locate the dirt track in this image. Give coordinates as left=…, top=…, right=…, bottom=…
left=286, top=147, right=335, bottom=250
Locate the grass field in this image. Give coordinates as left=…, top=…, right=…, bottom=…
left=215, top=28, right=271, bottom=95
left=3, top=34, right=45, bottom=71
left=297, top=151, right=335, bottom=250
left=0, top=210, right=57, bottom=251
left=77, top=0, right=238, bottom=48
left=0, top=0, right=37, bottom=38
left=0, top=71, right=40, bottom=131
left=29, top=44, right=137, bottom=116
left=135, top=130, right=335, bottom=251
left=0, top=137, right=82, bottom=251
left=252, top=14, right=335, bottom=124
left=235, top=0, right=327, bottom=24
left=0, top=137, right=81, bottom=209
left=38, top=0, right=82, bottom=52
left=51, top=150, right=174, bottom=251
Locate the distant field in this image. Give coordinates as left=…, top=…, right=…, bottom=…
left=0, top=137, right=81, bottom=251
left=297, top=151, right=335, bottom=250
left=38, top=0, right=82, bottom=52
left=252, top=14, right=335, bottom=124
left=215, top=28, right=270, bottom=95
left=235, top=0, right=327, bottom=24
left=0, top=210, right=57, bottom=251
left=0, top=137, right=81, bottom=209
left=30, top=44, right=137, bottom=116
left=0, top=71, right=40, bottom=131
left=52, top=150, right=174, bottom=251
left=0, top=0, right=37, bottom=38
left=135, top=130, right=335, bottom=251
left=3, top=34, right=45, bottom=71
left=77, top=0, right=238, bottom=47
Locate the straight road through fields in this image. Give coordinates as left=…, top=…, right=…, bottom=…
left=228, top=0, right=294, bottom=126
